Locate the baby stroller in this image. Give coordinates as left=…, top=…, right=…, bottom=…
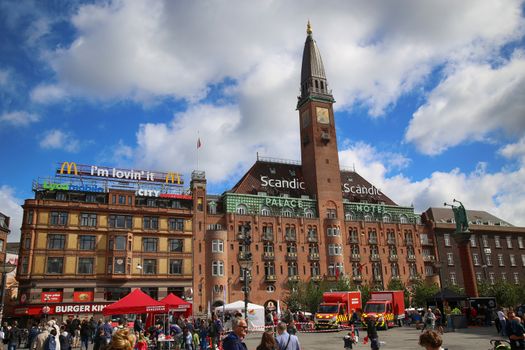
left=489, top=339, right=511, bottom=350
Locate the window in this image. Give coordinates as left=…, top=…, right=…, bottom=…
left=212, top=261, right=224, bottom=276
left=211, top=240, right=224, bottom=253
left=400, top=215, right=408, bottom=224
left=444, top=234, right=451, bottom=247
left=285, top=226, right=296, bottom=240
left=482, top=235, right=489, bottom=247
left=501, top=272, right=507, bottom=282
left=105, top=287, right=131, bottom=301
left=0, top=240, right=3, bottom=252
left=79, top=235, right=96, bottom=250
left=364, top=215, right=372, bottom=222
left=261, top=206, right=271, bottom=216
left=510, top=254, right=516, bottom=266
left=309, top=244, right=319, bottom=255
left=142, top=259, right=156, bottom=274
left=118, top=195, right=126, bottom=205
left=169, top=218, right=185, bottom=231
left=286, top=243, right=297, bottom=254
left=382, top=214, right=391, bottom=223
left=50, top=211, right=68, bottom=225
left=311, top=262, right=320, bottom=276
left=447, top=252, right=454, bottom=266
left=518, top=237, right=524, bottom=249
left=112, top=236, right=127, bottom=251
left=346, top=212, right=355, bottom=221
left=450, top=272, right=457, bottom=286
left=327, top=227, right=340, bottom=236
left=23, top=237, right=31, bottom=250
left=327, top=209, right=337, bottom=219
left=111, top=258, right=126, bottom=274
left=86, top=194, right=97, bottom=203
left=143, top=238, right=158, bottom=252
left=304, top=209, right=314, bottom=218
left=506, top=236, right=513, bottom=249
left=143, top=217, right=159, bottom=230
left=47, top=234, right=65, bottom=249
left=47, top=257, right=64, bottom=274
left=522, top=254, right=525, bottom=267
left=80, top=213, right=97, bottom=227
left=169, top=239, right=183, bottom=252
left=514, top=272, right=519, bottom=285
left=486, top=254, right=492, bottom=266
left=108, top=215, right=133, bottom=229
left=489, top=272, right=495, bottom=285
left=26, top=210, right=34, bottom=224
left=470, top=237, right=477, bottom=247
left=472, top=253, right=480, bottom=266
left=288, top=262, right=298, bottom=276
left=476, top=272, right=482, bottom=282
left=20, top=257, right=29, bottom=274
left=169, top=259, right=183, bottom=275
left=282, top=208, right=293, bottom=217
left=494, top=236, right=501, bottom=248
left=78, top=258, right=94, bottom=274
left=265, top=262, right=275, bottom=276
left=392, top=263, right=400, bottom=277
left=497, top=254, right=505, bottom=267
left=328, top=244, right=342, bottom=256
left=352, top=263, right=361, bottom=277
left=236, top=204, right=247, bottom=215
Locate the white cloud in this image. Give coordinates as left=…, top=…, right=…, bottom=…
left=405, top=54, right=525, bottom=155
left=499, top=136, right=525, bottom=165
left=338, top=142, right=525, bottom=226
left=39, top=129, right=80, bottom=152
left=0, top=111, right=40, bottom=126
left=30, top=84, right=68, bottom=104
left=0, top=185, right=23, bottom=242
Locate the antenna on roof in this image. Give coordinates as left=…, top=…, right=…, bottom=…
left=257, top=152, right=259, bottom=161
left=353, top=163, right=356, bottom=172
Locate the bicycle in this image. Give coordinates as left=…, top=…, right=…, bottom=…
left=489, top=339, right=511, bottom=350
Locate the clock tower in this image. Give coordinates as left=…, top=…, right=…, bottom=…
left=298, top=22, right=345, bottom=276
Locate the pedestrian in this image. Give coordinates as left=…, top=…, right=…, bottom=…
left=365, top=314, right=380, bottom=350
left=222, top=317, right=248, bottom=350
left=80, top=321, right=91, bottom=350
left=93, top=329, right=106, bottom=350
left=506, top=311, right=525, bottom=350
left=33, top=326, right=50, bottom=350
left=275, top=322, right=300, bottom=350
left=133, top=319, right=143, bottom=334
left=7, top=321, right=21, bottom=350
left=419, top=330, right=445, bottom=350
left=497, top=308, right=508, bottom=337
left=198, top=321, right=208, bottom=350
left=28, top=323, right=40, bottom=350
left=43, top=329, right=57, bottom=350
left=59, top=326, right=71, bottom=350
left=256, top=331, right=277, bottom=350
left=192, top=328, right=200, bottom=350
left=102, top=320, right=113, bottom=346
left=106, top=329, right=135, bottom=350
left=343, top=331, right=356, bottom=349
left=422, top=308, right=436, bottom=332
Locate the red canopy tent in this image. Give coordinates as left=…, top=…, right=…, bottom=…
left=103, top=289, right=166, bottom=316
left=159, top=293, right=192, bottom=317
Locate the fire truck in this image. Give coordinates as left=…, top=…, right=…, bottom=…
left=315, top=291, right=362, bottom=329
left=362, top=290, right=405, bottom=330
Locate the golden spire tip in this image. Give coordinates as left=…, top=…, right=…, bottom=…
left=307, top=20, right=312, bottom=35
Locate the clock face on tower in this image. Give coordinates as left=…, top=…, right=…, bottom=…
left=316, top=107, right=329, bottom=124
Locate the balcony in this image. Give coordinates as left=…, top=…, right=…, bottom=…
left=311, top=275, right=322, bottom=282
left=238, top=252, right=252, bottom=261
left=285, top=234, right=297, bottom=242
left=423, top=255, right=436, bottom=263
left=308, top=253, right=320, bottom=261
left=387, top=238, right=396, bottom=245
left=388, top=255, right=398, bottom=262
left=307, top=235, right=318, bottom=243
left=370, top=254, right=380, bottom=262
left=352, top=275, right=363, bottom=282
left=288, top=275, right=300, bottom=282
left=420, top=238, right=434, bottom=246
left=373, top=275, right=382, bottom=282
left=351, top=254, right=361, bottom=262
left=369, top=238, right=378, bottom=244
left=348, top=237, right=359, bottom=244
left=264, top=274, right=277, bottom=282
left=285, top=252, right=298, bottom=261
left=262, top=233, right=273, bottom=241
left=262, top=252, right=275, bottom=261
left=407, top=255, right=416, bottom=262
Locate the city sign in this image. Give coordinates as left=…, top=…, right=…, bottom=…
left=58, top=162, right=184, bottom=185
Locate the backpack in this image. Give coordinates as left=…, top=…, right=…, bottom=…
left=44, top=335, right=57, bottom=350
left=59, top=334, right=71, bottom=349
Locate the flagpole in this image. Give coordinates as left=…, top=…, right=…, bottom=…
left=197, top=131, right=200, bottom=171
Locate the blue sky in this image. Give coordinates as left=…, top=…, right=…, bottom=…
left=1, top=0, right=525, bottom=241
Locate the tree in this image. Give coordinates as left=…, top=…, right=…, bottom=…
left=359, top=283, right=371, bottom=306
left=411, top=279, right=439, bottom=307
left=490, top=281, right=519, bottom=307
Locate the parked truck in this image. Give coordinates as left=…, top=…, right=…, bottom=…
left=315, top=291, right=362, bottom=329
left=362, top=290, right=405, bottom=330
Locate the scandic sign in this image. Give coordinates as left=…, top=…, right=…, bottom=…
left=260, top=175, right=382, bottom=195
left=58, top=162, right=184, bottom=185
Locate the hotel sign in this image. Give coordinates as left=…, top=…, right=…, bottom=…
left=58, top=162, right=183, bottom=185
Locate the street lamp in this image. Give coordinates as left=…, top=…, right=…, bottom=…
left=238, top=222, right=253, bottom=323
left=434, top=262, right=444, bottom=312
left=0, top=261, right=16, bottom=323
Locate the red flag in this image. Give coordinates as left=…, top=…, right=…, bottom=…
left=197, top=137, right=202, bottom=149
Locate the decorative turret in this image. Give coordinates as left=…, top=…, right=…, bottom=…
left=298, top=21, right=334, bottom=109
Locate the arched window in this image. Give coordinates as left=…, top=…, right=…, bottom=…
left=236, top=204, right=248, bottom=215
left=282, top=208, right=293, bottom=217
left=304, top=209, right=314, bottom=218
left=261, top=206, right=271, bottom=216
left=288, top=262, right=298, bottom=276
left=364, top=214, right=372, bottom=222
left=399, top=215, right=408, bottom=224
left=382, top=214, right=391, bottom=223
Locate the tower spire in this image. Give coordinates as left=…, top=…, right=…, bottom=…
left=297, top=21, right=334, bottom=109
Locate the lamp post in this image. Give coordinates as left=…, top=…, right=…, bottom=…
left=238, top=222, right=253, bottom=323
left=434, top=262, right=444, bottom=312
left=0, top=261, right=16, bottom=323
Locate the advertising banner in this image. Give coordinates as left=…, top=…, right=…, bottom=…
left=41, top=292, right=63, bottom=303
left=73, top=291, right=94, bottom=303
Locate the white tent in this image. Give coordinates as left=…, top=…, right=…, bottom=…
left=215, top=300, right=265, bottom=331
